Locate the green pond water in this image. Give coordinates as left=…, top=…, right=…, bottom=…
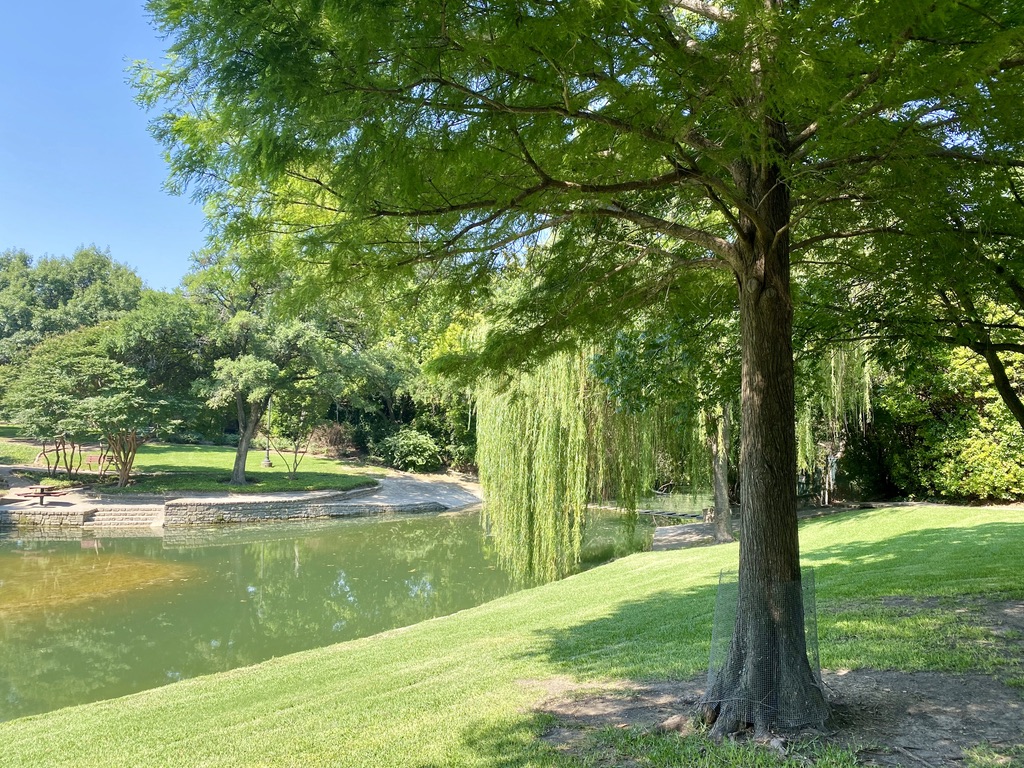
left=0, top=508, right=652, bottom=721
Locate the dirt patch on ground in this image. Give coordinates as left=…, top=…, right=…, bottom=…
left=825, top=668, right=1023, bottom=766
left=531, top=601, right=1024, bottom=766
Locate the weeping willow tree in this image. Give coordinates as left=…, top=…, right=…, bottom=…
left=796, top=344, right=873, bottom=505
left=476, top=349, right=658, bottom=584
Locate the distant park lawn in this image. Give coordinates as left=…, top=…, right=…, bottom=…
left=0, top=426, right=379, bottom=494
left=1, top=504, right=1022, bottom=767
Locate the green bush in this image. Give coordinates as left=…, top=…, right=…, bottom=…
left=380, top=428, right=442, bottom=472
left=842, top=347, right=1024, bottom=502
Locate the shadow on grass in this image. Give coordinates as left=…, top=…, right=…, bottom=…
left=537, top=587, right=718, bottom=681
left=439, top=590, right=719, bottom=767
left=451, top=518, right=1024, bottom=766
left=452, top=714, right=568, bottom=768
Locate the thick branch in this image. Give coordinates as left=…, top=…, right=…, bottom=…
left=792, top=227, right=904, bottom=253
left=668, top=0, right=735, bottom=22
left=595, top=202, right=739, bottom=265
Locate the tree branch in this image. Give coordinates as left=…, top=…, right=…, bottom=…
left=593, top=202, right=739, bottom=265
left=668, top=0, right=735, bottom=22
left=792, top=227, right=904, bottom=253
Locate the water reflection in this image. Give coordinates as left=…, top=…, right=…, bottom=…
left=0, top=509, right=651, bottom=720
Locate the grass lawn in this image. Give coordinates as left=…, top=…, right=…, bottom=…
left=0, top=431, right=379, bottom=494
left=1, top=505, right=1021, bottom=767
left=0, top=426, right=42, bottom=467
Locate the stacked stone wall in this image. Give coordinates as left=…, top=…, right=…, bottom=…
left=0, top=506, right=86, bottom=527
left=162, top=499, right=444, bottom=526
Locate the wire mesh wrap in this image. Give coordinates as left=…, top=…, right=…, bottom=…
left=705, top=568, right=825, bottom=730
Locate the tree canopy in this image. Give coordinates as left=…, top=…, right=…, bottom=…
left=140, top=0, right=1024, bottom=735
left=0, top=246, right=143, bottom=365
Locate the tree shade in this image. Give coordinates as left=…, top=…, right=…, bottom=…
left=139, top=0, right=1024, bottom=734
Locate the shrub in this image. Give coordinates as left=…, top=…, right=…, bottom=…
left=380, top=428, right=442, bottom=472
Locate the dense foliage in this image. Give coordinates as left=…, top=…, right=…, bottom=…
left=0, top=248, right=479, bottom=478
left=843, top=347, right=1024, bottom=502
left=0, top=247, right=143, bottom=365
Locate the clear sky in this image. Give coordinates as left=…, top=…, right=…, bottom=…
left=0, top=2, right=206, bottom=291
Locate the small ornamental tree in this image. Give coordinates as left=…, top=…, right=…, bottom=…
left=2, top=328, right=163, bottom=486
left=75, top=366, right=165, bottom=488
left=267, top=382, right=330, bottom=480
left=3, top=330, right=105, bottom=477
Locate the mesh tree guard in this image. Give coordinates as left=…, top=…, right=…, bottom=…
left=705, top=569, right=825, bottom=732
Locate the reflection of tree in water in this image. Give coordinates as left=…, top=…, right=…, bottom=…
left=226, top=515, right=514, bottom=646
left=0, top=515, right=516, bottom=720
left=0, top=511, right=646, bottom=720
left=0, top=619, right=133, bottom=718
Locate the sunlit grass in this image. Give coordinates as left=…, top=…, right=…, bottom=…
left=0, top=433, right=40, bottom=467
left=0, top=505, right=1020, bottom=767
left=821, top=604, right=1003, bottom=672
left=0, top=434, right=380, bottom=494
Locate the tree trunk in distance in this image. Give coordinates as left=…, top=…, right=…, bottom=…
left=109, top=430, right=140, bottom=488
left=708, top=404, right=735, bottom=543
left=231, top=396, right=267, bottom=485
left=980, top=344, right=1024, bottom=434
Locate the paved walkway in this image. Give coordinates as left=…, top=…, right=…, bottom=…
left=0, top=465, right=483, bottom=526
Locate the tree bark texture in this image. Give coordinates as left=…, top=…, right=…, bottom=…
left=699, top=157, right=828, bottom=736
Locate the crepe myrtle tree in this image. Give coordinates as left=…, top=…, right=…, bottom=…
left=141, top=0, right=1024, bottom=734
left=3, top=327, right=166, bottom=486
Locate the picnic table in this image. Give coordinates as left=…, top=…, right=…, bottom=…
left=16, top=485, right=71, bottom=506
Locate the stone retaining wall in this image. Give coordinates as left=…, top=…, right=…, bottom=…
left=0, top=506, right=87, bottom=527
left=163, top=498, right=444, bottom=525
left=0, top=482, right=465, bottom=530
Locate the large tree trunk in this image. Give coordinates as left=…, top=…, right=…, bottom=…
left=699, top=158, right=828, bottom=736
left=707, top=404, right=735, bottom=543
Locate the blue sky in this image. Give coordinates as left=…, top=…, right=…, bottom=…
left=0, top=2, right=206, bottom=291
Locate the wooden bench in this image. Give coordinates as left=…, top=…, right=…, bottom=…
left=85, top=454, right=113, bottom=471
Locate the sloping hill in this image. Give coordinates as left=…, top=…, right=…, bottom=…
left=1, top=505, right=1021, bottom=767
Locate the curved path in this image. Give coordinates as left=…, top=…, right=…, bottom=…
left=0, top=466, right=483, bottom=529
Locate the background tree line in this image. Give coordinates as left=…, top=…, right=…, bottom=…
left=1, top=242, right=1021, bottom=500
left=0, top=246, right=474, bottom=485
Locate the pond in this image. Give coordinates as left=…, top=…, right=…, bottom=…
left=0, top=508, right=652, bottom=721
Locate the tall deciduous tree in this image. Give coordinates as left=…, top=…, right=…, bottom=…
left=186, top=247, right=360, bottom=484
left=141, top=0, right=1024, bottom=734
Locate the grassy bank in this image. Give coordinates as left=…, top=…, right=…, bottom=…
left=0, top=432, right=378, bottom=494
left=1, top=505, right=1022, bottom=767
